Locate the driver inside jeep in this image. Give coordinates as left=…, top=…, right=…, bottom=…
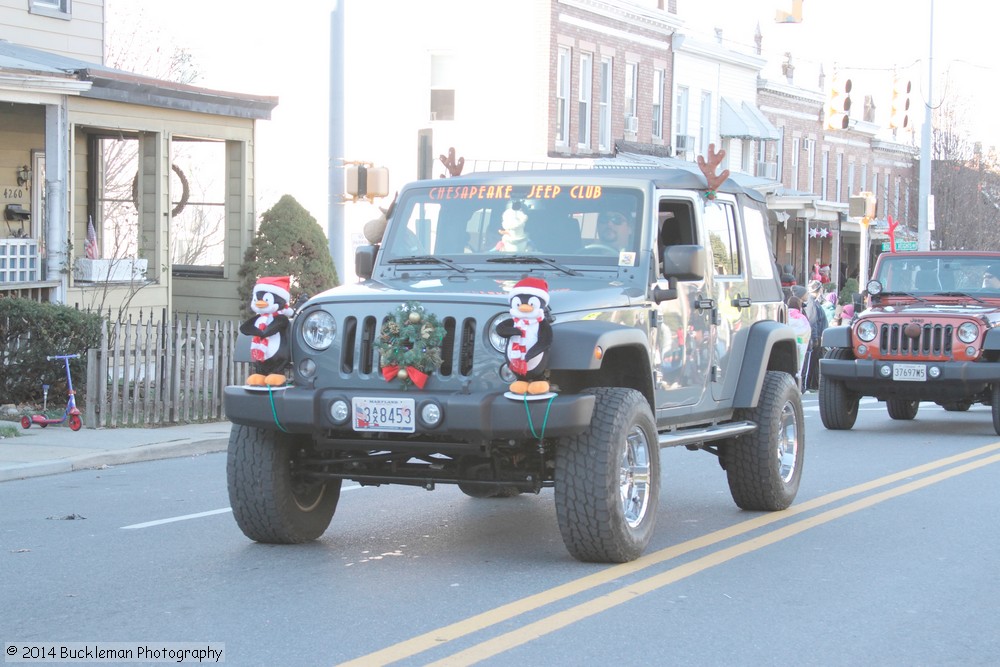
left=595, top=210, right=635, bottom=251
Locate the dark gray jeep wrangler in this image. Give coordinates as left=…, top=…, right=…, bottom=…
left=223, top=166, right=804, bottom=563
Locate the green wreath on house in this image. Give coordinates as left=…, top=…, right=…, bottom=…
left=376, top=301, right=446, bottom=389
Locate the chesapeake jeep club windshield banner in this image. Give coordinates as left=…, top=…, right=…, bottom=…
left=427, top=184, right=606, bottom=201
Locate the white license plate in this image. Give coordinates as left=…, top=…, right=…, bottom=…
left=352, top=397, right=415, bottom=433
left=892, top=363, right=926, bottom=381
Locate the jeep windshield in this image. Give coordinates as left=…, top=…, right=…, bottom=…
left=872, top=254, right=1000, bottom=297
left=379, top=183, right=644, bottom=268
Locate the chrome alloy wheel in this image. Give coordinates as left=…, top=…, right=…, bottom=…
left=776, top=399, right=799, bottom=484
left=619, top=425, right=653, bottom=528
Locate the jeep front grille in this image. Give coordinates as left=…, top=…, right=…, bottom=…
left=878, top=322, right=953, bottom=358
left=338, top=312, right=479, bottom=380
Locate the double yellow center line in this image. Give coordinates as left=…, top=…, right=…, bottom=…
left=339, top=442, right=1000, bottom=666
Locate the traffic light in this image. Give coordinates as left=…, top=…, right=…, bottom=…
left=890, top=76, right=912, bottom=130
left=825, top=75, right=852, bottom=130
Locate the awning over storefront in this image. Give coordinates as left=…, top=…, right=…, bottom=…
left=720, top=98, right=780, bottom=141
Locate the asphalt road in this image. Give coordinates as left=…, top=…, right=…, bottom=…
left=3, top=395, right=1000, bottom=666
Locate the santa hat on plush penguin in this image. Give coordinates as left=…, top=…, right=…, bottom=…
left=254, top=275, right=290, bottom=304
left=511, top=276, right=549, bottom=307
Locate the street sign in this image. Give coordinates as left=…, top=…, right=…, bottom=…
left=881, top=241, right=918, bottom=251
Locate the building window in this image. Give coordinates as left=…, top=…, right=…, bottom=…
left=674, top=85, right=689, bottom=148
left=556, top=47, right=571, bottom=146
left=776, top=127, right=785, bottom=182
left=652, top=69, right=664, bottom=139
left=699, top=91, right=712, bottom=155
left=598, top=57, right=612, bottom=151
left=430, top=54, right=456, bottom=122
left=29, top=0, right=70, bottom=19
left=578, top=53, right=592, bottom=149
left=624, top=61, right=638, bottom=130
left=835, top=153, right=843, bottom=202
left=791, top=137, right=800, bottom=191
left=848, top=162, right=856, bottom=196
left=820, top=150, right=829, bottom=199
left=87, top=133, right=228, bottom=277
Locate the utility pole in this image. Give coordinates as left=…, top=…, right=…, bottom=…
left=917, top=0, right=934, bottom=251
left=328, top=1, right=346, bottom=279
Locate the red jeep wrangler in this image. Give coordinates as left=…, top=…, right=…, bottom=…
left=819, top=251, right=1000, bottom=434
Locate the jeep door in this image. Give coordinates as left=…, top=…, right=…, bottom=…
left=701, top=195, right=753, bottom=402
left=652, top=195, right=713, bottom=411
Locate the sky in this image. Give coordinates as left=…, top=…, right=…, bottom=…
left=104, top=0, right=998, bottom=245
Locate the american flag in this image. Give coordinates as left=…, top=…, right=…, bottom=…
left=85, top=216, right=99, bottom=259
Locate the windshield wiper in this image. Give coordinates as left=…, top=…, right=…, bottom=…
left=387, top=255, right=470, bottom=272
left=486, top=255, right=581, bottom=276
left=879, top=291, right=927, bottom=303
left=933, top=291, right=988, bottom=304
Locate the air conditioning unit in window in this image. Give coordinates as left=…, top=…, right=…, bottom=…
left=625, top=115, right=638, bottom=134
left=674, top=135, right=695, bottom=155
left=756, top=161, right=778, bottom=179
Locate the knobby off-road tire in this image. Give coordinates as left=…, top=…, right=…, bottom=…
left=227, top=424, right=341, bottom=543
left=555, top=387, right=659, bottom=563
left=724, top=371, right=803, bottom=511
left=819, top=347, right=860, bottom=430
left=886, top=398, right=919, bottom=420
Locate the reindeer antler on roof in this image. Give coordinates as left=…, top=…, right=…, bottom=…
left=696, top=143, right=730, bottom=200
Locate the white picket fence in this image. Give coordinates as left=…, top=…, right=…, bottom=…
left=84, top=315, right=248, bottom=428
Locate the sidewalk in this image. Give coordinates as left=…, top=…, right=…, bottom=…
left=0, top=420, right=232, bottom=482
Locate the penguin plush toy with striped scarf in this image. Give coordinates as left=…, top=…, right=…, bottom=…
left=496, top=276, right=554, bottom=396
left=239, top=275, right=294, bottom=387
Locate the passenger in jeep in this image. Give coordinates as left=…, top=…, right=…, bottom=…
left=983, top=265, right=1000, bottom=290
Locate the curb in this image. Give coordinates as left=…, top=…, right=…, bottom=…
left=0, top=438, right=229, bottom=483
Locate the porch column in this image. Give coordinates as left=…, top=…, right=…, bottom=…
left=44, top=102, right=69, bottom=300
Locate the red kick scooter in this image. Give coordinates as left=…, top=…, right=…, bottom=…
left=21, top=354, right=83, bottom=432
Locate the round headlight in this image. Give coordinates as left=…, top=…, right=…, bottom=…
left=857, top=320, right=878, bottom=342
left=867, top=280, right=883, bottom=295
left=957, top=322, right=979, bottom=344
left=487, top=313, right=509, bottom=353
left=302, top=310, right=337, bottom=350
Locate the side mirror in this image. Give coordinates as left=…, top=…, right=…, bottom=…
left=661, top=244, right=706, bottom=282
left=356, top=245, right=377, bottom=280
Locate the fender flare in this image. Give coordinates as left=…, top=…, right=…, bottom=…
left=547, top=320, right=651, bottom=370
left=984, top=328, right=1000, bottom=352
left=822, top=325, right=852, bottom=349
left=732, top=320, right=799, bottom=408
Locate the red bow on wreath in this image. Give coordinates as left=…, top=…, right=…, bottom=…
left=381, top=365, right=430, bottom=389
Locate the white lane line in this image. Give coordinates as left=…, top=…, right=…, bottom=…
left=120, top=484, right=363, bottom=530
left=121, top=508, right=232, bottom=529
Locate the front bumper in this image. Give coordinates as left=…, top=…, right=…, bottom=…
left=223, top=385, right=595, bottom=443
left=819, top=357, right=1000, bottom=400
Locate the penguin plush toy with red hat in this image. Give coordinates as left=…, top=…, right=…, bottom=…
left=239, top=275, right=295, bottom=387
left=495, top=277, right=554, bottom=396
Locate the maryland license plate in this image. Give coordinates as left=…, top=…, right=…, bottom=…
left=352, top=397, right=415, bottom=433
left=892, top=363, right=926, bottom=381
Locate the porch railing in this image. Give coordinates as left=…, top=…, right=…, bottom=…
left=0, top=239, right=40, bottom=283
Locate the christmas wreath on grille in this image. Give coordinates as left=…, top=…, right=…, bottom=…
left=376, top=301, right=446, bottom=389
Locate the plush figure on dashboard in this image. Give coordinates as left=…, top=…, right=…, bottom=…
left=495, top=276, right=554, bottom=395
left=494, top=202, right=532, bottom=253
left=240, top=275, right=295, bottom=387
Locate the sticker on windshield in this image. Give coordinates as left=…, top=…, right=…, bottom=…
left=618, top=251, right=636, bottom=267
